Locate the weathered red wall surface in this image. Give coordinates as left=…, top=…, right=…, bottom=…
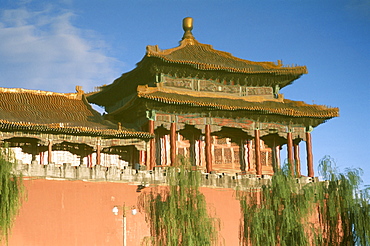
left=4, top=179, right=241, bottom=246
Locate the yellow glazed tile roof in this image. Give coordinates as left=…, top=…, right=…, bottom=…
left=137, top=86, right=339, bottom=119
left=0, top=119, right=152, bottom=139
left=146, top=39, right=307, bottom=75
left=0, top=88, right=152, bottom=139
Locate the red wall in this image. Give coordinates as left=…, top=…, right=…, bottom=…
left=4, top=179, right=241, bottom=246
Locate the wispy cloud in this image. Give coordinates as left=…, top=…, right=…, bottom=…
left=0, top=6, right=123, bottom=93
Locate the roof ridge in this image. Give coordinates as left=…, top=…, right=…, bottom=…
left=146, top=39, right=307, bottom=73
left=0, top=87, right=80, bottom=99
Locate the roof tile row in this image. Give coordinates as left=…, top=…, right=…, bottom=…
left=146, top=39, right=307, bottom=75
left=137, top=86, right=339, bottom=119
left=0, top=88, right=152, bottom=139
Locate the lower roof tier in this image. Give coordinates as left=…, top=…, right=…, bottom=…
left=133, top=85, right=339, bottom=119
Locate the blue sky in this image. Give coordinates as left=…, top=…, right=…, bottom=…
left=1, top=0, right=369, bottom=185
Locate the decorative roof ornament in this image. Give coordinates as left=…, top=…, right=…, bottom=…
left=88, top=17, right=310, bottom=106
left=182, top=17, right=195, bottom=44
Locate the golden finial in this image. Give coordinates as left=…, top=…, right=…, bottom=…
left=75, top=85, right=84, bottom=95
left=182, top=17, right=194, bottom=41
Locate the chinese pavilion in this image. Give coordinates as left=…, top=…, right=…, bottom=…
left=87, top=17, right=339, bottom=177
left=0, top=87, right=151, bottom=167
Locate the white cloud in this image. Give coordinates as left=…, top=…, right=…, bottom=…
left=0, top=6, right=123, bottom=93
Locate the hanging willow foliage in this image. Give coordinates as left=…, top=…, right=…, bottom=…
left=138, top=157, right=220, bottom=246
left=0, top=147, right=25, bottom=243
left=316, top=156, right=370, bottom=245
left=238, top=156, right=370, bottom=246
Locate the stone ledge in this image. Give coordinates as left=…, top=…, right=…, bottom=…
left=13, top=162, right=318, bottom=190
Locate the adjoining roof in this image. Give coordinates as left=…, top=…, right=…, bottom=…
left=0, top=88, right=103, bottom=127
left=137, top=86, right=339, bottom=119
left=0, top=120, right=151, bottom=139
left=0, top=88, right=152, bottom=139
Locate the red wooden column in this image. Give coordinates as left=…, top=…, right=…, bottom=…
left=129, top=145, right=136, bottom=168
left=189, top=133, right=197, bottom=166
left=271, top=137, right=278, bottom=173
left=39, top=151, right=44, bottom=165
left=96, top=143, right=101, bottom=166
left=148, top=120, right=155, bottom=170
left=47, top=139, right=52, bottom=164
left=197, top=138, right=202, bottom=167
left=294, top=142, right=301, bottom=177
left=87, top=154, right=93, bottom=168
left=31, top=143, right=37, bottom=163
left=287, top=132, right=294, bottom=176
left=239, top=138, right=246, bottom=172
left=306, top=129, right=314, bottom=177
left=205, top=124, right=212, bottom=173
left=276, top=145, right=281, bottom=168
left=170, top=122, right=176, bottom=166
left=247, top=140, right=253, bottom=172
left=139, top=150, right=146, bottom=166
left=255, top=129, right=262, bottom=176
